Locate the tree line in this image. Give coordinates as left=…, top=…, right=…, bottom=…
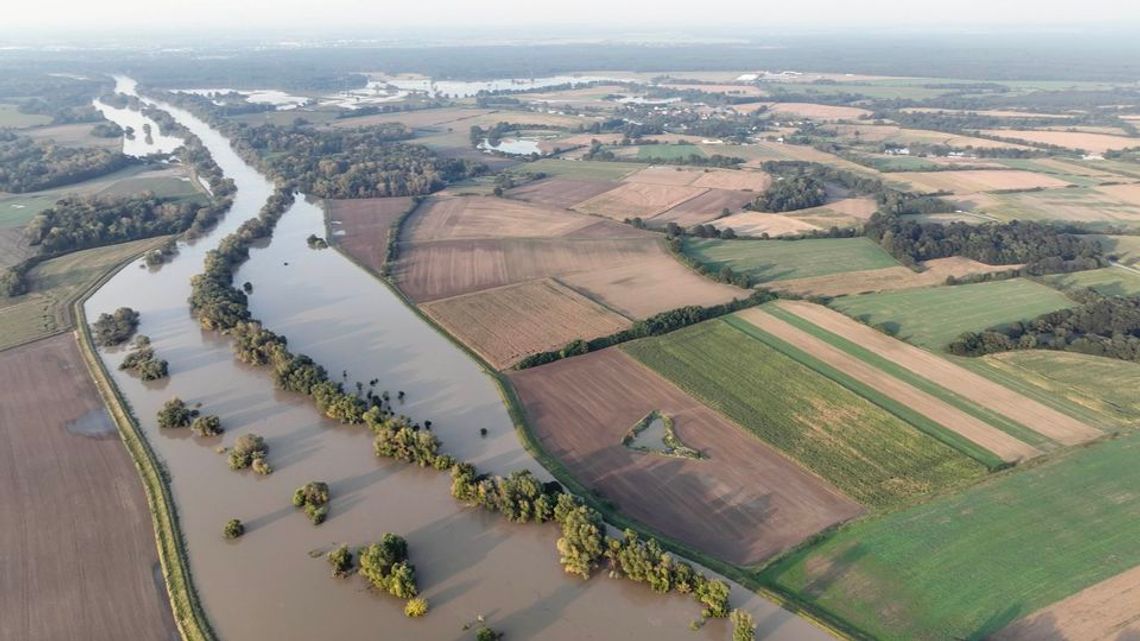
left=0, top=131, right=133, bottom=193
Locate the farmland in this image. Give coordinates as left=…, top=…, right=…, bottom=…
left=892, top=169, right=1072, bottom=194
left=509, top=158, right=643, bottom=181
left=648, top=188, right=754, bottom=227
left=325, top=196, right=415, bottom=272
left=967, top=187, right=1140, bottom=225
left=623, top=319, right=988, bottom=509
left=768, top=257, right=1015, bottom=298
left=980, top=129, right=1140, bottom=153
left=505, top=178, right=618, bottom=209
left=0, top=335, right=176, bottom=641
left=1043, top=265, right=1140, bottom=296
left=761, top=429, right=1140, bottom=641
left=830, top=279, right=1076, bottom=350
left=636, top=143, right=705, bottom=161
left=683, top=237, right=900, bottom=283
left=573, top=181, right=705, bottom=219
left=509, top=348, right=863, bottom=565
left=0, top=104, right=53, bottom=128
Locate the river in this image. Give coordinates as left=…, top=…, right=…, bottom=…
left=85, top=75, right=833, bottom=641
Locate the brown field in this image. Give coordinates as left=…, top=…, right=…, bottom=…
left=768, top=257, right=1016, bottom=297
left=509, top=348, right=863, bottom=565
left=993, top=564, right=1140, bottom=641
left=711, top=212, right=821, bottom=237
left=333, top=107, right=592, bottom=132
left=980, top=129, right=1140, bottom=153
left=779, top=301, right=1101, bottom=445
left=739, top=307, right=1040, bottom=462
left=649, top=189, right=756, bottom=227
left=560, top=253, right=749, bottom=318
left=325, top=197, right=414, bottom=272
left=902, top=108, right=1073, bottom=119
left=1095, top=183, right=1140, bottom=206
left=573, top=182, right=707, bottom=219
left=893, top=169, right=1072, bottom=194
left=0, top=335, right=176, bottom=641
left=660, top=83, right=766, bottom=96
left=829, top=124, right=1035, bottom=150
left=766, top=103, right=873, bottom=121
left=690, top=169, right=772, bottom=191
left=398, top=236, right=660, bottom=302
left=423, top=278, right=631, bottom=368
left=623, top=165, right=711, bottom=186
left=505, top=178, right=619, bottom=209
left=548, top=132, right=626, bottom=148
left=404, top=196, right=596, bottom=242
left=738, top=141, right=889, bottom=178
left=25, top=123, right=120, bottom=149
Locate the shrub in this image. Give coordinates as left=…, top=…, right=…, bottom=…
left=223, top=518, right=244, bottom=539
left=404, top=596, right=429, bottom=618
left=293, top=481, right=330, bottom=524
left=328, top=545, right=354, bottom=578
left=191, top=415, right=223, bottom=437
left=228, top=433, right=268, bottom=470
left=156, top=397, right=198, bottom=429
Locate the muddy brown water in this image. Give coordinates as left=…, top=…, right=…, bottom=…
left=84, top=76, right=834, bottom=641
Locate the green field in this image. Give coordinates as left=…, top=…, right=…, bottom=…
left=523, top=158, right=644, bottom=181
left=1043, top=266, right=1140, bottom=296
left=762, top=429, right=1140, bottom=640
left=1093, top=234, right=1140, bottom=265
left=0, top=104, right=52, bottom=128
left=683, top=237, right=900, bottom=283
left=979, top=187, right=1140, bottom=226
left=849, top=153, right=940, bottom=172
left=831, top=279, right=1075, bottom=350
left=636, top=143, right=705, bottom=161
left=622, top=319, right=987, bottom=509
left=0, top=237, right=166, bottom=351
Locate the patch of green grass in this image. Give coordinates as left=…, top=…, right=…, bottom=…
left=636, top=143, right=705, bottom=161
left=830, top=279, right=1075, bottom=350
left=622, top=319, right=987, bottom=509
left=0, top=237, right=166, bottom=350
left=849, top=153, right=940, bottom=172
left=761, top=429, right=1140, bottom=641
left=1043, top=266, right=1140, bottom=296
left=1092, top=235, right=1140, bottom=266
left=683, top=237, right=899, bottom=284
left=761, top=304, right=1053, bottom=449
left=0, top=104, right=52, bottom=128
left=523, top=158, right=644, bottom=181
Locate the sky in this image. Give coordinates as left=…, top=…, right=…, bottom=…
left=3, top=0, right=1139, bottom=34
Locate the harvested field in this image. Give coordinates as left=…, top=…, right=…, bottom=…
left=901, top=107, right=1072, bottom=119
left=893, top=169, right=1072, bottom=193
left=766, top=102, right=873, bottom=120
left=504, top=178, right=618, bottom=209
left=423, top=279, right=631, bottom=368
left=971, top=187, right=1140, bottom=225
left=560, top=254, right=749, bottom=318
left=737, top=307, right=1039, bottom=462
left=762, top=429, right=1140, bottom=641
left=404, top=196, right=596, bottom=242
left=649, top=189, right=755, bottom=228
left=831, top=278, right=1076, bottom=350
left=25, top=123, right=120, bottom=149
left=683, top=237, right=900, bottom=284
left=623, top=165, right=710, bottom=186
left=624, top=319, right=987, bottom=508
left=710, top=212, right=821, bottom=237
left=573, top=182, right=707, bottom=219
left=981, top=129, right=1140, bottom=153
left=690, top=169, right=771, bottom=191
left=994, top=565, right=1140, bottom=641
left=1095, top=183, right=1140, bottom=206
left=0, top=335, right=176, bottom=641
left=521, top=158, right=644, bottom=182
left=397, top=236, right=659, bottom=302
left=780, top=300, right=1100, bottom=445
left=509, top=348, right=863, bottom=565
left=325, top=197, right=414, bottom=272
left=769, top=257, right=1017, bottom=297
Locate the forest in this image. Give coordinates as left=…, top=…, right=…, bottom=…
left=26, top=194, right=205, bottom=254
left=0, top=132, right=133, bottom=193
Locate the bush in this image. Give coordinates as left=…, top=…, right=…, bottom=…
left=228, top=433, right=268, bottom=470
left=359, top=533, right=419, bottom=599
left=328, top=544, right=354, bottom=578
left=293, top=481, right=330, bottom=524
left=91, top=307, right=140, bottom=346
left=404, top=596, right=429, bottom=618
left=156, top=397, right=198, bottom=429
left=223, top=519, right=244, bottom=539
left=190, top=415, right=223, bottom=437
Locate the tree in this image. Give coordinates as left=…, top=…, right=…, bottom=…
left=731, top=609, right=756, bottom=641
left=359, top=533, right=419, bottom=599
left=476, top=626, right=503, bottom=641
left=91, top=307, right=140, bottom=347
left=191, top=415, right=223, bottom=437
left=292, top=481, right=330, bottom=524
left=223, top=519, right=244, bottom=539
left=328, top=544, right=354, bottom=578
left=404, top=596, right=429, bottom=618
left=228, top=433, right=269, bottom=470
left=157, top=397, right=198, bottom=429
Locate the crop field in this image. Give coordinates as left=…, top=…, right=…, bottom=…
left=1043, top=265, right=1140, bottom=296
left=830, top=279, right=1076, bottom=350
left=573, top=181, right=706, bottom=219
left=0, top=335, right=176, bottom=641
left=331, top=106, right=589, bottom=131
left=0, top=103, right=52, bottom=128
left=690, top=169, right=771, bottom=191
left=423, top=279, right=631, bottom=368
left=683, top=237, right=900, bottom=283
left=623, top=165, right=711, bottom=186
left=892, top=169, right=1072, bottom=193
left=761, top=429, right=1140, bottom=641
left=509, top=348, right=863, bottom=564
left=648, top=188, right=754, bottom=228
left=766, top=102, right=873, bottom=120
left=504, top=178, right=618, bottom=209
left=710, top=211, right=821, bottom=237
left=635, top=144, right=706, bottom=161
left=0, top=237, right=166, bottom=351
left=828, top=125, right=1034, bottom=150
left=980, top=129, right=1140, bottom=153
left=24, top=123, right=121, bottom=149
left=993, top=563, right=1140, bottom=641
left=404, top=196, right=598, bottom=242
left=519, top=158, right=644, bottom=181
left=736, top=308, right=1038, bottom=463
left=767, top=301, right=1100, bottom=444
left=623, top=319, right=987, bottom=508
left=1094, top=234, right=1140, bottom=264
left=972, top=187, right=1140, bottom=225
left=325, top=196, right=415, bottom=272
left=767, top=257, right=1017, bottom=297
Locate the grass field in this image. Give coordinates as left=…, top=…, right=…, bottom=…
left=1097, top=235, right=1140, bottom=265
left=0, top=103, right=52, bottom=128
left=830, top=279, right=1075, bottom=350
left=1043, top=265, right=1140, bottom=296
left=0, top=237, right=166, bottom=350
left=636, top=144, right=705, bottom=160
left=761, top=429, right=1140, bottom=641
left=523, top=158, right=644, bottom=181
left=623, top=319, right=987, bottom=509
left=683, top=237, right=900, bottom=284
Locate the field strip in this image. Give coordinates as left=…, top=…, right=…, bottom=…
left=736, top=309, right=1040, bottom=463
left=762, top=303, right=1054, bottom=448
left=992, top=563, right=1140, bottom=641
left=780, top=300, right=1102, bottom=445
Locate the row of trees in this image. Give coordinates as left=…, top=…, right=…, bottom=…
left=118, top=335, right=168, bottom=380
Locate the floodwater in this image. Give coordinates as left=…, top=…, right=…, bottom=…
left=477, top=137, right=544, bottom=156
left=629, top=416, right=669, bottom=452
left=382, top=74, right=625, bottom=98
left=64, top=407, right=117, bottom=439
left=92, top=99, right=183, bottom=157
left=174, top=88, right=310, bottom=110
left=86, top=76, right=833, bottom=641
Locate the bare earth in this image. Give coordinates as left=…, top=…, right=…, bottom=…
left=738, top=308, right=1040, bottom=462
left=508, top=348, right=863, bottom=565
left=0, top=335, right=177, bottom=641
left=422, top=278, right=631, bottom=368
left=574, top=182, right=708, bottom=219
left=993, top=564, right=1140, bottom=641
left=325, top=197, right=414, bottom=272
left=711, top=211, right=821, bottom=237
left=980, top=129, right=1140, bottom=153
left=690, top=170, right=772, bottom=191
left=561, top=255, right=750, bottom=318
left=769, top=257, right=1016, bottom=297
left=505, top=178, right=619, bottom=209
left=623, top=166, right=715, bottom=186
left=893, top=170, right=1072, bottom=194
left=404, top=196, right=596, bottom=242
left=776, top=301, right=1102, bottom=445
left=765, top=103, right=874, bottom=121
left=650, top=189, right=756, bottom=228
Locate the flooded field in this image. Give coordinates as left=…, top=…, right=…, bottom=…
left=84, top=76, right=832, bottom=641
left=92, top=98, right=183, bottom=156
left=477, top=137, right=544, bottom=156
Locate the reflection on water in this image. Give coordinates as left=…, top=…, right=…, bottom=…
left=92, top=99, right=183, bottom=157
left=83, top=75, right=832, bottom=641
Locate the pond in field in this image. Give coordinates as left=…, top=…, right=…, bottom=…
left=85, top=75, right=832, bottom=641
